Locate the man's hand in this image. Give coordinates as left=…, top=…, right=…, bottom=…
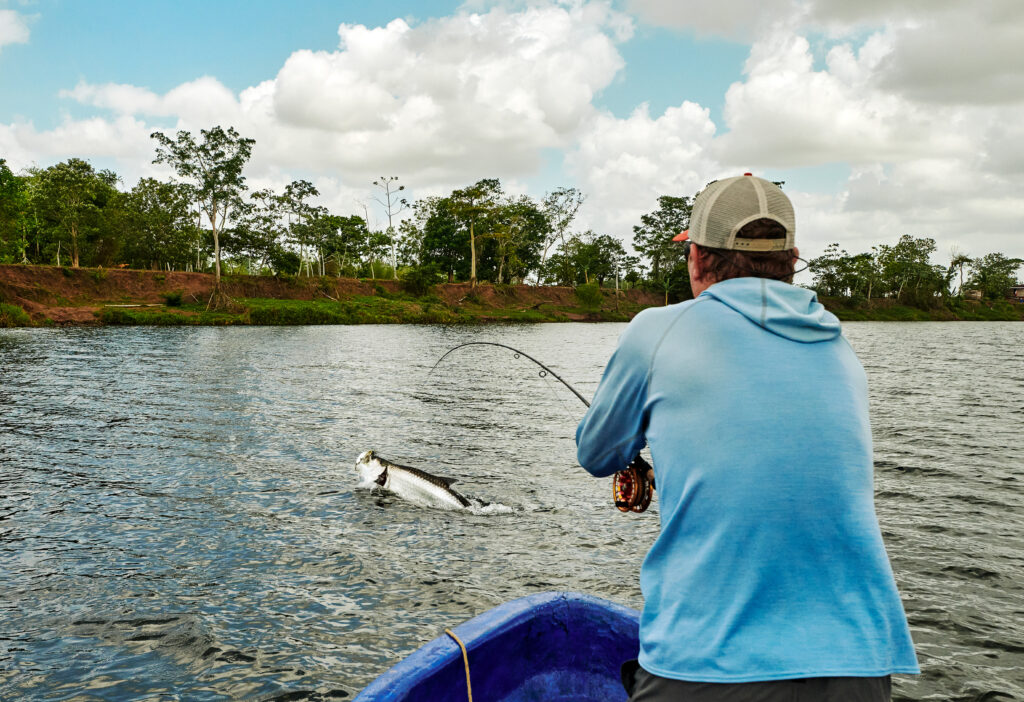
left=631, top=455, right=656, bottom=490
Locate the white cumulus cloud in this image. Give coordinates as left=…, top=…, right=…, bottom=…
left=2, top=0, right=1023, bottom=268
left=15, top=2, right=632, bottom=195
left=566, top=101, right=719, bottom=236
left=0, top=9, right=29, bottom=51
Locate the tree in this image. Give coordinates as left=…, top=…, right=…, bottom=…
left=233, top=187, right=288, bottom=274
left=0, top=159, right=30, bottom=264
left=417, top=196, right=466, bottom=283
left=449, top=178, right=502, bottom=287
left=633, top=195, right=692, bottom=285
left=372, top=176, right=409, bottom=279
left=151, top=126, right=255, bottom=291
left=540, top=187, right=584, bottom=284
left=394, top=217, right=424, bottom=270
left=116, top=178, right=198, bottom=270
left=278, top=179, right=320, bottom=276
left=33, top=158, right=116, bottom=268
left=948, top=250, right=973, bottom=296
left=489, top=195, right=548, bottom=284
left=323, top=215, right=371, bottom=276
left=968, top=252, right=1024, bottom=299
left=874, top=235, right=946, bottom=305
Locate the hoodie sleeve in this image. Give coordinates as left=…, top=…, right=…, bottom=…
left=576, top=315, right=653, bottom=478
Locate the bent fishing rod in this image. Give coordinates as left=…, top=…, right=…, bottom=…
left=431, top=341, right=654, bottom=513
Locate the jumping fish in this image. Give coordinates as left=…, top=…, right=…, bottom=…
left=356, top=450, right=471, bottom=510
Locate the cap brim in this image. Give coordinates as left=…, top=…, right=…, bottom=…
left=672, top=230, right=689, bottom=242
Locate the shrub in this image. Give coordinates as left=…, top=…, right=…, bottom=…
left=575, top=283, right=604, bottom=310
left=0, top=303, right=32, bottom=327
left=400, top=265, right=442, bottom=297
left=162, top=290, right=184, bottom=307
left=90, top=268, right=108, bottom=283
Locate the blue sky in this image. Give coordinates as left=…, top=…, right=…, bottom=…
left=2, top=0, right=1022, bottom=264
left=2, top=1, right=751, bottom=134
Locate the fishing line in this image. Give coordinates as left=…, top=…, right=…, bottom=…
left=430, top=341, right=654, bottom=513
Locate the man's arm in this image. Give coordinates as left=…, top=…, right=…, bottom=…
left=576, top=319, right=652, bottom=478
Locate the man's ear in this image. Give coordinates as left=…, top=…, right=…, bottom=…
left=689, top=243, right=704, bottom=280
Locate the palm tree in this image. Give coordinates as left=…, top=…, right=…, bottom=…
left=948, top=252, right=972, bottom=296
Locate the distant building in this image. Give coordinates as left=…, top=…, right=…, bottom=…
left=1010, top=286, right=1024, bottom=302
left=964, top=289, right=983, bottom=301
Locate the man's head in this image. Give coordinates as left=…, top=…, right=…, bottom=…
left=673, top=174, right=799, bottom=294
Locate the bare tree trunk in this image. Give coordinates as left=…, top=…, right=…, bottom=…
left=212, top=226, right=221, bottom=285
left=71, top=223, right=80, bottom=268
left=470, top=222, right=477, bottom=287
left=56, top=240, right=61, bottom=267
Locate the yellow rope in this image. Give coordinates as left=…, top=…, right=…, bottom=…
left=445, top=628, right=473, bottom=702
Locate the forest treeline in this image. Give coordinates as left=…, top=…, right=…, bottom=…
left=1, top=124, right=1021, bottom=306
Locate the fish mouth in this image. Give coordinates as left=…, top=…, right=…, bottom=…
left=356, top=450, right=375, bottom=465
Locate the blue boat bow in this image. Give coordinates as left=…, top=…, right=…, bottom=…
left=355, top=591, right=640, bottom=702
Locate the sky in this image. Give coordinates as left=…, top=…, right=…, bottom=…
left=2, top=0, right=1023, bottom=270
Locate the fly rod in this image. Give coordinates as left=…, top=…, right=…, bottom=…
left=431, top=341, right=654, bottom=512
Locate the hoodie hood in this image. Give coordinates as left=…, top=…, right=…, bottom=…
left=700, top=277, right=840, bottom=343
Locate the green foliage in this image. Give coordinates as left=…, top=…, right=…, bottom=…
left=90, top=268, right=108, bottom=283
left=633, top=195, right=692, bottom=284
left=575, top=282, right=604, bottom=310
left=0, top=303, right=32, bottom=327
left=812, top=235, right=949, bottom=306
left=100, top=306, right=236, bottom=326
left=967, top=252, right=1024, bottom=299
left=0, top=159, right=30, bottom=264
left=114, top=178, right=198, bottom=270
left=400, top=264, right=442, bottom=297
left=150, top=126, right=255, bottom=282
left=162, top=290, right=184, bottom=306
left=31, top=158, right=120, bottom=268
left=269, top=246, right=301, bottom=275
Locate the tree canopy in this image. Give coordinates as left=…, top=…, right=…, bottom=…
left=2, top=128, right=1021, bottom=310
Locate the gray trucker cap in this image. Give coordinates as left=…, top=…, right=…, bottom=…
left=673, top=174, right=795, bottom=252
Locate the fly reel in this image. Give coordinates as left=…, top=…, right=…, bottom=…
left=613, top=456, right=654, bottom=513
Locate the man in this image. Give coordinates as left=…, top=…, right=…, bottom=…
left=576, top=174, right=918, bottom=701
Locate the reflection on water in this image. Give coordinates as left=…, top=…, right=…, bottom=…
left=1, top=322, right=1022, bottom=701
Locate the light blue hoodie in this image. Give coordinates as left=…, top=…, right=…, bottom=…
left=577, top=278, right=919, bottom=682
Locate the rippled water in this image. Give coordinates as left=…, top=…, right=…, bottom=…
left=1, top=322, right=1021, bottom=702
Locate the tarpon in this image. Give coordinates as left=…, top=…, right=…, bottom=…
left=356, top=450, right=471, bottom=510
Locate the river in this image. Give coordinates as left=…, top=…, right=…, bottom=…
left=1, top=322, right=1021, bottom=701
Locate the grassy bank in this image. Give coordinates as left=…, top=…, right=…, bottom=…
left=96, top=294, right=645, bottom=327
left=821, top=297, right=1024, bottom=322
left=0, top=264, right=659, bottom=327
left=2, top=264, right=1021, bottom=327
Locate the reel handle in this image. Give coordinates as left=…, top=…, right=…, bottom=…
left=612, top=454, right=655, bottom=513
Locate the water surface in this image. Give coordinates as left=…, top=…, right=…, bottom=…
left=1, top=322, right=1021, bottom=701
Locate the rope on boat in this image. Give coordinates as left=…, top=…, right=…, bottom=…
left=445, top=628, right=473, bottom=702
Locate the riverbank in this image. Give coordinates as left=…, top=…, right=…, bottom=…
left=0, top=264, right=660, bottom=326
left=2, top=265, right=1021, bottom=327
left=820, top=296, right=1024, bottom=322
